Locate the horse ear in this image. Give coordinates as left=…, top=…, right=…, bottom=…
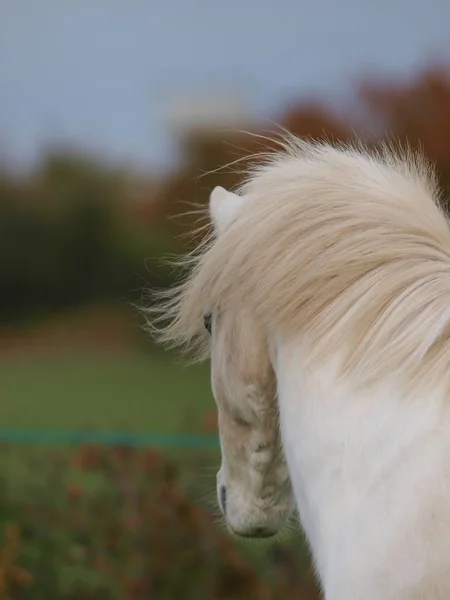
left=209, top=186, right=247, bottom=233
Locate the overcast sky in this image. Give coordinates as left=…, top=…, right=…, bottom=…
left=1, top=0, right=450, bottom=172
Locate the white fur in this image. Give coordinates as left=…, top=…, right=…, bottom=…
left=275, top=341, right=450, bottom=599
left=150, top=138, right=450, bottom=598
left=211, top=183, right=450, bottom=597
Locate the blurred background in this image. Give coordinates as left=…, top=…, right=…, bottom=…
left=1, top=1, right=450, bottom=598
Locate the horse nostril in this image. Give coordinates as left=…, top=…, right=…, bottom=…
left=253, top=527, right=267, bottom=537
left=220, top=485, right=227, bottom=516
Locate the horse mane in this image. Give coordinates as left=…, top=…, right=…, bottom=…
left=148, top=135, right=450, bottom=390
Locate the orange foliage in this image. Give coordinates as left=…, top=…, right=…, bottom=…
left=156, top=64, right=450, bottom=251
left=359, top=66, right=450, bottom=163
left=0, top=526, right=32, bottom=600
left=358, top=65, right=450, bottom=209
left=281, top=101, right=351, bottom=142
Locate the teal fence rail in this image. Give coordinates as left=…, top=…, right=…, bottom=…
left=0, top=429, right=220, bottom=448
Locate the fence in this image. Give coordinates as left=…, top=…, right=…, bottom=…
left=0, top=429, right=219, bottom=448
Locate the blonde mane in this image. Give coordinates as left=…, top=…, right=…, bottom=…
left=149, top=137, right=450, bottom=390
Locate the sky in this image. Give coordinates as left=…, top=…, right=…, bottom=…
left=1, top=0, right=450, bottom=173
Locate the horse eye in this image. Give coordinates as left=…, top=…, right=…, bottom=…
left=203, top=313, right=212, bottom=334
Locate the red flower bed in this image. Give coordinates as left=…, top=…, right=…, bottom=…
left=0, top=444, right=319, bottom=599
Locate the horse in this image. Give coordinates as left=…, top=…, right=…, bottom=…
left=148, top=136, right=450, bottom=599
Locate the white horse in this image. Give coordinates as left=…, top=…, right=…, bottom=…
left=150, top=137, right=450, bottom=599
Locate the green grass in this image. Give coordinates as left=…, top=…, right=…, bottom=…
left=0, top=350, right=213, bottom=433
left=0, top=348, right=312, bottom=580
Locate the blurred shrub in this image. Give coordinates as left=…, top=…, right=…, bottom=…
left=4, top=65, right=450, bottom=326
left=0, top=444, right=319, bottom=600
left=0, top=152, right=174, bottom=325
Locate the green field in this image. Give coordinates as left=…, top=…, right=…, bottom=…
left=0, top=346, right=313, bottom=592
left=0, top=350, right=213, bottom=434
left=0, top=345, right=220, bottom=505
left=0, top=347, right=221, bottom=502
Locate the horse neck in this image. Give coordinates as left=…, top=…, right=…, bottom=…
left=273, top=336, right=450, bottom=600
